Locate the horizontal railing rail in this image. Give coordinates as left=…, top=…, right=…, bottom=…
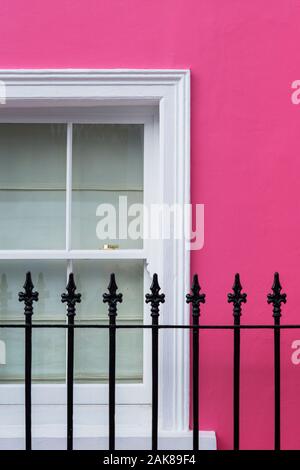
left=0, top=271, right=290, bottom=451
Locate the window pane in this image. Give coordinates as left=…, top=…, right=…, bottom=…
left=73, top=260, right=143, bottom=383
left=72, top=124, right=143, bottom=250
left=0, top=124, right=67, bottom=249
left=0, top=261, right=66, bottom=382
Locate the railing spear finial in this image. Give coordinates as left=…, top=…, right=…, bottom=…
left=103, top=273, right=123, bottom=317
left=61, top=273, right=81, bottom=317
left=18, top=272, right=39, bottom=317
left=145, top=273, right=165, bottom=318
left=228, top=273, right=247, bottom=318
left=186, top=274, right=206, bottom=318
left=267, top=272, right=287, bottom=318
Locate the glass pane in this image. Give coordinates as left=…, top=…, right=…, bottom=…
left=72, top=124, right=143, bottom=250
left=73, top=260, right=144, bottom=383
left=0, top=124, right=67, bottom=249
left=0, top=261, right=66, bottom=382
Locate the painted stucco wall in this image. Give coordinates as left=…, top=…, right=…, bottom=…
left=1, top=0, right=300, bottom=449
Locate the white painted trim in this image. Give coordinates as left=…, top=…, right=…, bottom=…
left=0, top=429, right=216, bottom=450
left=0, top=402, right=216, bottom=449
left=0, top=249, right=147, bottom=259
left=0, top=69, right=191, bottom=437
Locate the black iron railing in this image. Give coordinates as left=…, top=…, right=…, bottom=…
left=0, top=271, right=293, bottom=450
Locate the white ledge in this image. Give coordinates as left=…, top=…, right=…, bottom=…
left=0, top=249, right=146, bottom=260
left=0, top=426, right=216, bottom=450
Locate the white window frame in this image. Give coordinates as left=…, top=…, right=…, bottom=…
left=0, top=108, right=155, bottom=405
left=0, top=70, right=215, bottom=449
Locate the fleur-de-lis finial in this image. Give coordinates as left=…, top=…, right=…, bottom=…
left=18, top=272, right=39, bottom=317
left=145, top=274, right=165, bottom=318
left=186, top=274, right=206, bottom=318
left=103, top=274, right=123, bottom=317
left=267, top=272, right=286, bottom=318
left=228, top=273, right=247, bottom=318
left=61, top=273, right=81, bottom=317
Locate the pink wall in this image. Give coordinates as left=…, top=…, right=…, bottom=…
left=1, top=0, right=300, bottom=449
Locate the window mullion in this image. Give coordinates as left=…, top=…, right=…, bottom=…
left=66, top=122, right=73, bottom=253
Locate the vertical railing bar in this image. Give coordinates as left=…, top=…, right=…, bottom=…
left=186, top=274, right=205, bottom=451
left=108, top=306, right=116, bottom=452
left=192, top=322, right=199, bottom=451
left=25, top=313, right=32, bottom=451
left=274, top=316, right=280, bottom=450
left=145, top=273, right=165, bottom=451
left=67, top=315, right=74, bottom=450
left=152, top=319, right=159, bottom=450
left=228, top=273, right=247, bottom=451
left=18, top=272, right=39, bottom=451
left=109, top=318, right=116, bottom=450
left=267, top=272, right=286, bottom=451
left=62, top=273, right=81, bottom=451
left=103, top=274, right=123, bottom=452
left=233, top=317, right=240, bottom=450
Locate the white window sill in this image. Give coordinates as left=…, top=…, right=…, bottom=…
left=0, top=426, right=216, bottom=450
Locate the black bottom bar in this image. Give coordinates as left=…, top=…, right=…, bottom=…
left=109, top=322, right=116, bottom=451
left=274, top=318, right=280, bottom=450
left=192, top=324, right=199, bottom=451
left=67, top=317, right=75, bottom=451
left=152, top=324, right=159, bottom=451
left=25, top=321, right=32, bottom=451
left=3, top=450, right=300, bottom=466
left=233, top=322, right=240, bottom=450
